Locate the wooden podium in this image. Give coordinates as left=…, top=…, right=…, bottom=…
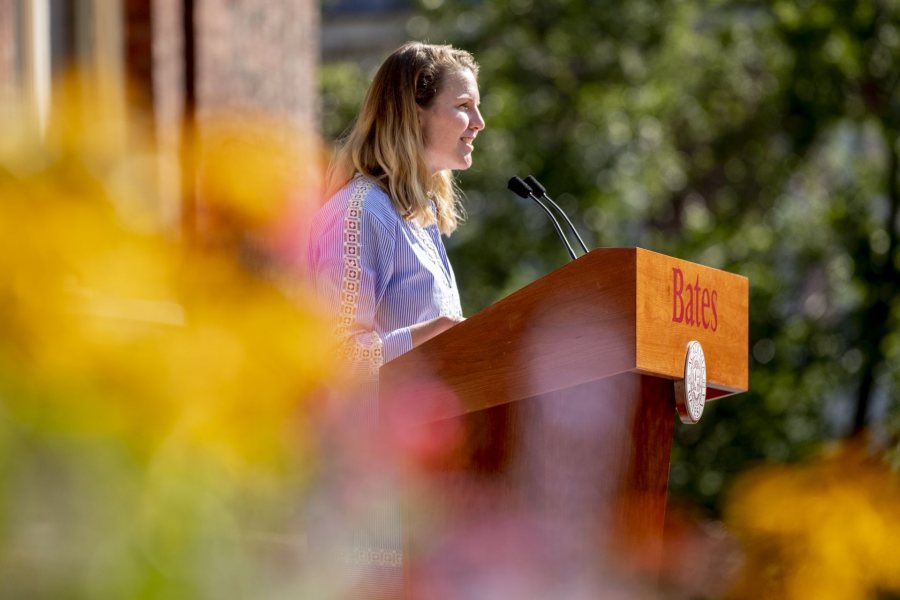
left=380, top=248, right=748, bottom=596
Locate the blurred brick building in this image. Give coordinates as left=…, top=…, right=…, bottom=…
left=0, top=0, right=319, bottom=227
left=1, top=0, right=318, bottom=127
left=321, top=0, right=413, bottom=68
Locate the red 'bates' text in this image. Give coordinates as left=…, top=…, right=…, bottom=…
left=672, top=267, right=718, bottom=331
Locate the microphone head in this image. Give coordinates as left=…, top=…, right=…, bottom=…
left=507, top=176, right=534, bottom=199
left=524, top=175, right=547, bottom=196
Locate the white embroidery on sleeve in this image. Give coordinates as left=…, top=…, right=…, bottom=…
left=336, top=179, right=384, bottom=375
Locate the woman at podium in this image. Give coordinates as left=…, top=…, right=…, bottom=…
left=304, top=41, right=485, bottom=597
left=307, top=41, right=485, bottom=378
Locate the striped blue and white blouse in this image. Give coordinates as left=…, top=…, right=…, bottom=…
left=307, top=175, right=463, bottom=376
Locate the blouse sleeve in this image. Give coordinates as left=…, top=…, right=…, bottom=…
left=307, top=196, right=413, bottom=375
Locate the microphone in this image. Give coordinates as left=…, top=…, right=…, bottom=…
left=523, top=175, right=589, bottom=255
left=507, top=176, right=578, bottom=261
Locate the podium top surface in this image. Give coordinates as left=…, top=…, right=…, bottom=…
left=381, top=248, right=748, bottom=417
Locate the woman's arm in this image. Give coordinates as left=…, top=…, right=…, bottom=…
left=307, top=186, right=413, bottom=375
left=408, top=315, right=462, bottom=347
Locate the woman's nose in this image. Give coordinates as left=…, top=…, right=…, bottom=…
left=471, top=107, right=485, bottom=131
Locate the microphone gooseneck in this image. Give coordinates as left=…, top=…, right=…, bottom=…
left=523, top=175, right=589, bottom=255
left=507, top=176, right=578, bottom=261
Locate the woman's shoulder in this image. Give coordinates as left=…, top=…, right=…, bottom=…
left=318, top=176, right=402, bottom=231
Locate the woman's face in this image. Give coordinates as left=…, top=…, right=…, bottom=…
left=418, top=68, right=485, bottom=174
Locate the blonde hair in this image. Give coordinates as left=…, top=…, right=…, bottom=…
left=326, top=42, right=480, bottom=236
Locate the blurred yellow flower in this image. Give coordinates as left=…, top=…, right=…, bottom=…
left=726, top=443, right=900, bottom=600
left=0, top=71, right=345, bottom=597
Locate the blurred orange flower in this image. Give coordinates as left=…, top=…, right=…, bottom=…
left=726, top=443, right=900, bottom=600
left=0, top=72, right=346, bottom=598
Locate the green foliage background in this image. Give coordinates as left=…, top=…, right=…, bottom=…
left=320, top=0, right=900, bottom=514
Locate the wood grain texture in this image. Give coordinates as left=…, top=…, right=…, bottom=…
left=381, top=247, right=749, bottom=424
left=382, top=248, right=640, bottom=422
left=384, top=248, right=749, bottom=596
left=635, top=248, right=749, bottom=394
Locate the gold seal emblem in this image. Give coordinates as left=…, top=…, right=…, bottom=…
left=675, top=340, right=706, bottom=424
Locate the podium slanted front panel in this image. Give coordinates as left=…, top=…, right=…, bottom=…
left=381, top=248, right=640, bottom=421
